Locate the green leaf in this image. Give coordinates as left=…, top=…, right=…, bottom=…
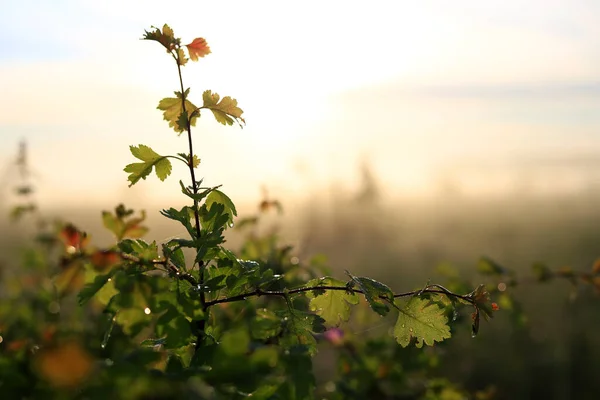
left=157, top=97, right=199, bottom=133
left=177, top=153, right=200, bottom=168
left=205, top=189, right=237, bottom=227
left=156, top=306, right=193, bottom=349
left=78, top=271, right=116, bottom=305
left=118, top=239, right=158, bottom=261
left=101, top=211, right=123, bottom=239
left=278, top=310, right=325, bottom=355
left=162, top=243, right=186, bottom=270
left=346, top=271, right=394, bottom=316
left=199, top=202, right=229, bottom=233
left=115, top=308, right=151, bottom=337
left=124, top=145, right=172, bottom=187
left=102, top=207, right=148, bottom=240
left=306, top=278, right=358, bottom=326
left=220, top=329, right=250, bottom=356
left=201, top=90, right=245, bottom=127
left=478, top=257, right=509, bottom=276
left=250, top=308, right=283, bottom=340
left=280, top=349, right=315, bottom=400
left=394, top=297, right=451, bottom=348
left=160, top=206, right=196, bottom=238
left=179, top=181, right=216, bottom=202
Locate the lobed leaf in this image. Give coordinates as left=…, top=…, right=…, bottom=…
left=78, top=271, right=116, bottom=306
left=346, top=271, right=394, bottom=316
left=157, top=97, right=199, bottom=134
left=142, top=24, right=177, bottom=52
left=205, top=189, right=237, bottom=227
left=201, top=90, right=245, bottom=127
left=277, top=310, right=325, bottom=356
left=124, top=145, right=172, bottom=187
left=394, top=297, right=451, bottom=348
left=306, top=277, right=359, bottom=326
left=186, top=37, right=211, bottom=61
left=160, top=206, right=196, bottom=237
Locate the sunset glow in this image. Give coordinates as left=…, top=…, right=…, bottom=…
left=2, top=1, right=600, bottom=208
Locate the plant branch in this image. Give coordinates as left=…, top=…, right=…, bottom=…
left=119, top=252, right=198, bottom=287
left=205, top=284, right=475, bottom=308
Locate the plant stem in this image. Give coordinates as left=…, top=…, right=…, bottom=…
left=175, top=55, right=207, bottom=351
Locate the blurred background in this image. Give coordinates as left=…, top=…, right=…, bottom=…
left=2, top=1, right=600, bottom=398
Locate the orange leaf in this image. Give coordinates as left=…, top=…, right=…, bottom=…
left=593, top=258, right=600, bottom=274
left=186, top=38, right=211, bottom=61
left=35, top=342, right=94, bottom=388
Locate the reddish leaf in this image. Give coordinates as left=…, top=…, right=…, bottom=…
left=58, top=224, right=89, bottom=253
left=186, top=38, right=211, bottom=61
left=7, top=339, right=29, bottom=352
left=90, top=250, right=122, bottom=272
left=42, top=325, right=57, bottom=343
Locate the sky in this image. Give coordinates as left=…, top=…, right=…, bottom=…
left=1, top=0, right=600, bottom=210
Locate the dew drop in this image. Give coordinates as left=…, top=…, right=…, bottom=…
left=229, top=222, right=234, bottom=228
left=144, top=307, right=151, bottom=315
left=452, top=310, right=459, bottom=321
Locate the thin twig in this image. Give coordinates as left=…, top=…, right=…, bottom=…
left=204, top=285, right=475, bottom=308
left=119, top=252, right=198, bottom=287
